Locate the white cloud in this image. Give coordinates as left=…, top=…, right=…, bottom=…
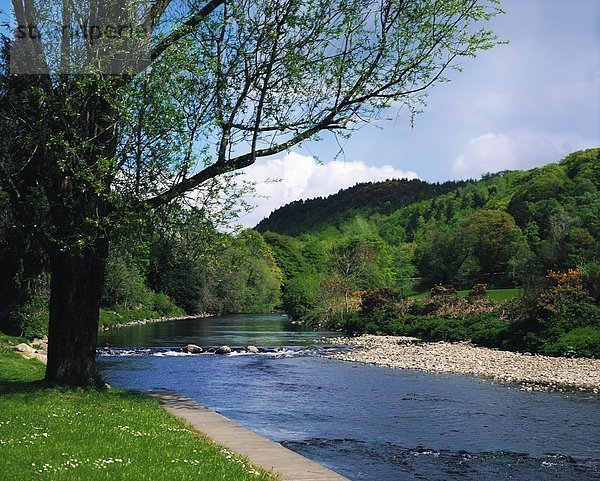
left=452, top=131, right=596, bottom=179
left=236, top=152, right=418, bottom=227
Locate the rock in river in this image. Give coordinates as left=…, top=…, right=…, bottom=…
left=246, top=345, right=259, bottom=353
left=184, top=344, right=203, bottom=354
left=216, top=345, right=231, bottom=354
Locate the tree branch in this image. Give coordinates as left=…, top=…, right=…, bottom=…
left=150, top=0, right=225, bottom=61
left=145, top=0, right=172, bottom=29
left=140, top=109, right=340, bottom=210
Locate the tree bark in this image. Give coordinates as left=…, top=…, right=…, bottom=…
left=45, top=238, right=108, bottom=387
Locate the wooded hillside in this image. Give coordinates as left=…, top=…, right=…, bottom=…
left=256, top=178, right=471, bottom=235
left=260, top=149, right=599, bottom=291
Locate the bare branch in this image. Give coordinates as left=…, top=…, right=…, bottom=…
left=140, top=109, right=340, bottom=210
left=150, top=0, right=225, bottom=61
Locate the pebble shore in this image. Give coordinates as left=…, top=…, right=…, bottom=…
left=326, top=335, right=600, bottom=392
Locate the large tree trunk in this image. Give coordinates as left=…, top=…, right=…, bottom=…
left=45, top=238, right=108, bottom=387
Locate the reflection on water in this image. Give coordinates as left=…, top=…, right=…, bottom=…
left=98, top=314, right=600, bottom=481
left=98, top=313, right=337, bottom=348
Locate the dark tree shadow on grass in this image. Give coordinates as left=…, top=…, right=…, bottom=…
left=0, top=378, right=47, bottom=395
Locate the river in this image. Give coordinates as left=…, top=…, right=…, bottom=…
left=98, top=313, right=600, bottom=481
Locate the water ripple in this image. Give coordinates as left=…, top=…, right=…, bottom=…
left=283, top=439, right=600, bottom=481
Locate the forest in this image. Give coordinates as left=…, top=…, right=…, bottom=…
left=2, top=148, right=599, bottom=358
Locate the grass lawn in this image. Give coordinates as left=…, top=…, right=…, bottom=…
left=0, top=341, right=277, bottom=481
left=411, top=288, right=522, bottom=302
left=479, top=288, right=523, bottom=302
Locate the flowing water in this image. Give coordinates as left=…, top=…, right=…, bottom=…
left=98, top=314, right=600, bottom=481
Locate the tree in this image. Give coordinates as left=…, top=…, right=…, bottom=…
left=147, top=238, right=206, bottom=313
left=561, top=148, right=600, bottom=185
left=416, top=210, right=528, bottom=287
left=329, top=236, right=393, bottom=313
left=0, top=39, right=48, bottom=334
left=0, top=0, right=502, bottom=386
left=262, top=231, right=309, bottom=281
left=458, top=210, right=525, bottom=278
left=198, top=229, right=282, bottom=313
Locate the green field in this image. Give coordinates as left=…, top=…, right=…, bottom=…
left=0, top=341, right=276, bottom=481
left=411, top=288, right=523, bottom=301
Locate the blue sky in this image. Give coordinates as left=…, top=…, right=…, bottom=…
left=300, top=0, right=600, bottom=181
left=239, top=0, right=600, bottom=225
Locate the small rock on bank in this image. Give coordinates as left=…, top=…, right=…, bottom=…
left=14, top=343, right=36, bottom=353
left=11, top=340, right=48, bottom=364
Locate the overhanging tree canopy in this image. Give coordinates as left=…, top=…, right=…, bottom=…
left=0, top=0, right=502, bottom=386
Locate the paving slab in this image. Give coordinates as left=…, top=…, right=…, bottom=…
left=149, top=391, right=349, bottom=481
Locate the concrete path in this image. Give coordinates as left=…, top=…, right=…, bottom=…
left=149, top=391, right=349, bottom=481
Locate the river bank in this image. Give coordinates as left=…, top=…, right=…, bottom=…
left=326, top=335, right=600, bottom=392
left=0, top=347, right=274, bottom=481
left=99, top=313, right=210, bottom=331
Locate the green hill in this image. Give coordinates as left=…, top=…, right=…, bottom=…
left=255, top=178, right=471, bottom=235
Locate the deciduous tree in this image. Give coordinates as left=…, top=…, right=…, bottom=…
left=0, top=0, right=502, bottom=385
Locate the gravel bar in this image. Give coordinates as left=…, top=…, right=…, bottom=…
left=326, top=335, right=600, bottom=392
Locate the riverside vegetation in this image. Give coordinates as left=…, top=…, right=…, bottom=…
left=339, top=272, right=600, bottom=359
left=257, top=149, right=600, bottom=359
left=0, top=336, right=276, bottom=481
left=2, top=149, right=599, bottom=360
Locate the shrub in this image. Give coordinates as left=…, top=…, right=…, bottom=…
left=532, top=270, right=599, bottom=338
left=542, top=327, right=600, bottom=358
left=153, top=292, right=177, bottom=316
left=333, top=312, right=360, bottom=334
left=501, top=268, right=600, bottom=353
left=357, top=287, right=410, bottom=334
left=411, top=317, right=466, bottom=342
left=468, top=316, right=509, bottom=348
left=542, top=269, right=591, bottom=304
left=467, top=283, right=488, bottom=302
left=430, top=284, right=457, bottom=300
left=581, top=260, right=600, bottom=303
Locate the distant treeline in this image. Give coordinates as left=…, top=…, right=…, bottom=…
left=256, top=178, right=471, bottom=235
